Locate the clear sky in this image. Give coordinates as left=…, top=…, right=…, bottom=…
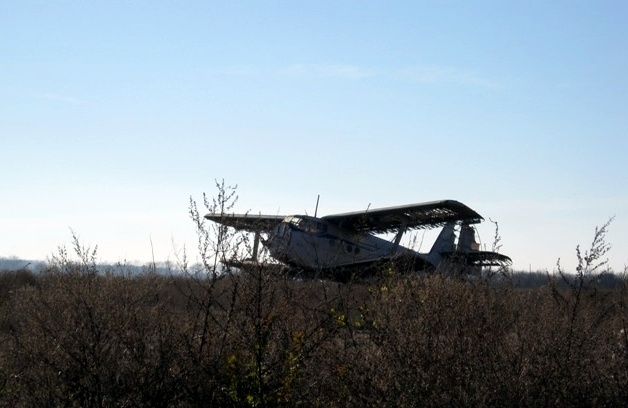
left=2, top=1, right=627, bottom=272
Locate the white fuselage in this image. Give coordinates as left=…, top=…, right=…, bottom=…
left=264, top=215, right=425, bottom=270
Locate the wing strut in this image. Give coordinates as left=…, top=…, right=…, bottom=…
left=392, top=222, right=408, bottom=252
left=252, top=232, right=260, bottom=261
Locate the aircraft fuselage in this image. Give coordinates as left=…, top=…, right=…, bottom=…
left=264, top=215, right=426, bottom=271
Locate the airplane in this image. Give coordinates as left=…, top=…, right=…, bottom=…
left=205, top=200, right=511, bottom=280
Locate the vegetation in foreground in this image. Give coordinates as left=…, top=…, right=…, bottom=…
left=0, top=184, right=626, bottom=406
left=0, top=260, right=626, bottom=407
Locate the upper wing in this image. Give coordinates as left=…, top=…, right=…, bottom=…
left=204, top=213, right=286, bottom=232
left=322, top=200, right=483, bottom=234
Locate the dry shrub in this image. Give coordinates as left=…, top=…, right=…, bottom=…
left=4, top=270, right=184, bottom=406
left=0, top=263, right=626, bottom=406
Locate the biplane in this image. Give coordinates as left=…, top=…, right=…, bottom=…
left=205, top=200, right=510, bottom=280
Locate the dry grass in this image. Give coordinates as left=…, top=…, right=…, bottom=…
left=0, top=262, right=626, bottom=407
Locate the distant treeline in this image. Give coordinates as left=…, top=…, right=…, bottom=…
left=0, top=257, right=175, bottom=276
left=0, top=257, right=47, bottom=272
left=1, top=256, right=625, bottom=290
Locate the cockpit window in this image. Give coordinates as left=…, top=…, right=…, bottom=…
left=291, top=217, right=327, bottom=234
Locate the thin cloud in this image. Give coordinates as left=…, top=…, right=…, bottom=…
left=278, top=64, right=376, bottom=80
left=37, top=93, right=84, bottom=105
left=208, top=66, right=264, bottom=77
left=207, top=63, right=499, bottom=88
left=394, top=66, right=500, bottom=89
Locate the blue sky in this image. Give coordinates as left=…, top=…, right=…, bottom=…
left=1, top=1, right=627, bottom=271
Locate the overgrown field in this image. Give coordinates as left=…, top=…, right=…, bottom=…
left=0, top=262, right=626, bottom=407
left=1, top=184, right=626, bottom=406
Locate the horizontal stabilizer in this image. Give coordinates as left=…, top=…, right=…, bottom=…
left=441, top=250, right=512, bottom=267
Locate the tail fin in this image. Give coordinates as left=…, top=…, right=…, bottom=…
left=426, top=222, right=511, bottom=269
left=426, top=222, right=456, bottom=264
left=458, top=223, right=480, bottom=253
